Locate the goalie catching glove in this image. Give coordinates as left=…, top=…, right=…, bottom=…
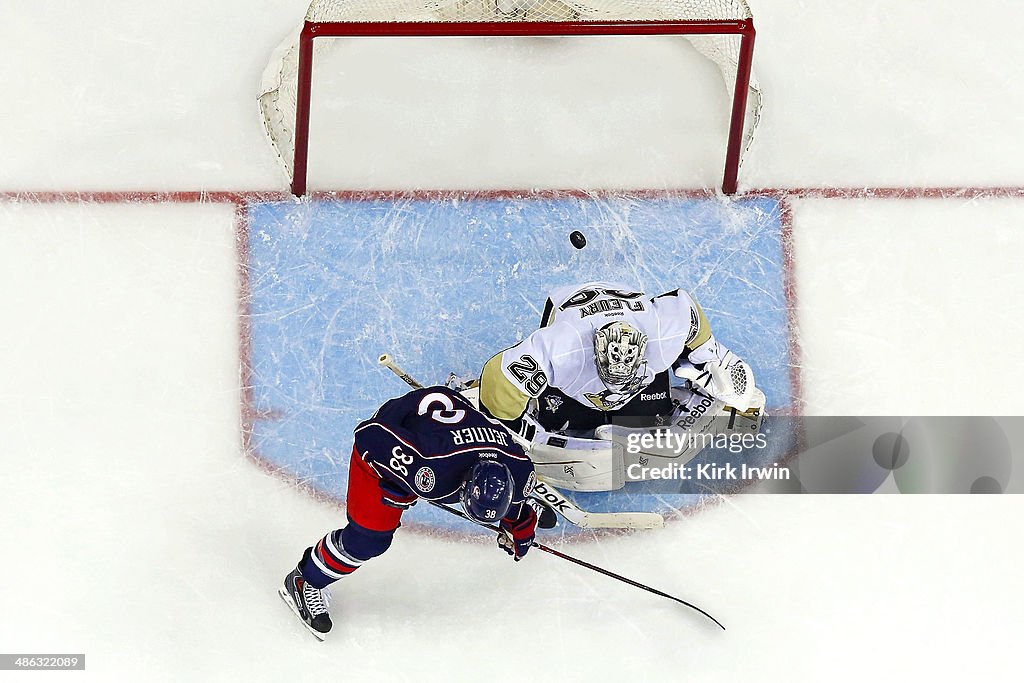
left=675, top=343, right=757, bottom=412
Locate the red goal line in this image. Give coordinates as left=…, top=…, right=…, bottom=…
left=1, top=186, right=1022, bottom=205
left=2, top=185, right=1024, bottom=206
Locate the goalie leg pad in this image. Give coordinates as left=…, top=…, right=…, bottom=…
left=530, top=439, right=625, bottom=491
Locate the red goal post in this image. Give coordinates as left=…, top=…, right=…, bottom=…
left=259, top=1, right=760, bottom=196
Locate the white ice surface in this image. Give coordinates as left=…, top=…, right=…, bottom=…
left=1, top=1, right=1024, bottom=681
left=1, top=1, right=1022, bottom=191
left=794, top=197, right=1024, bottom=415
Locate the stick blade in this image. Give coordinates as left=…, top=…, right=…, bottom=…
left=580, top=512, right=665, bottom=530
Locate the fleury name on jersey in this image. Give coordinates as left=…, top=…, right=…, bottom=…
left=463, top=281, right=766, bottom=492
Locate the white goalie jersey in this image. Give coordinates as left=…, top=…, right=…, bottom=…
left=479, top=281, right=757, bottom=423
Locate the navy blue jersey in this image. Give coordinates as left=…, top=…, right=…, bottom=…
left=353, top=386, right=536, bottom=518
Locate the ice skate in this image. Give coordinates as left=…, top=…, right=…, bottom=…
left=278, top=565, right=333, bottom=641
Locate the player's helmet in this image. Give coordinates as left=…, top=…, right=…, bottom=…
left=594, top=321, right=648, bottom=386
left=461, top=459, right=513, bottom=523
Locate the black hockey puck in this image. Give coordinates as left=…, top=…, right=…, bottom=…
left=569, top=230, right=587, bottom=249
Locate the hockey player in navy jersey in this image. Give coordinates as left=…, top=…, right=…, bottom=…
left=279, top=385, right=538, bottom=640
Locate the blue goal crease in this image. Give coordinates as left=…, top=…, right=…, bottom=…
left=244, top=194, right=793, bottom=530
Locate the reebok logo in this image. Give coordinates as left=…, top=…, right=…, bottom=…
left=640, top=391, right=668, bottom=401
left=533, top=483, right=571, bottom=512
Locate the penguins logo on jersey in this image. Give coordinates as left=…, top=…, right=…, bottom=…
left=688, top=307, right=700, bottom=344
left=583, top=383, right=645, bottom=411
left=582, top=390, right=625, bottom=411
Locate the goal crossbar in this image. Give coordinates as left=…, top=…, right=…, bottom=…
left=288, top=19, right=756, bottom=195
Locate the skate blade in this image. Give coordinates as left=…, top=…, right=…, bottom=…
left=277, top=586, right=327, bottom=642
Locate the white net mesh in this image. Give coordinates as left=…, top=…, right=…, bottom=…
left=259, top=0, right=761, bottom=186
left=303, top=0, right=752, bottom=22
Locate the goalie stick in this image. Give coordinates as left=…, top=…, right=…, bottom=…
left=531, top=480, right=662, bottom=530
left=377, top=353, right=664, bottom=530
left=378, top=353, right=422, bottom=390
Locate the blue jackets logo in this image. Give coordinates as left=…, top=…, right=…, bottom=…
left=414, top=466, right=436, bottom=493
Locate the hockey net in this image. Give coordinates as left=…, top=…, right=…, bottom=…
left=259, top=0, right=761, bottom=194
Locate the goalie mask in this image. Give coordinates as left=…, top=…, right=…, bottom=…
left=594, top=321, right=648, bottom=387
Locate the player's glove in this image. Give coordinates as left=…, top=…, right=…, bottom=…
left=497, top=506, right=537, bottom=561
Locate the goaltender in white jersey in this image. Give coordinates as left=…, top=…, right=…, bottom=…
left=472, top=282, right=765, bottom=491
left=480, top=281, right=758, bottom=430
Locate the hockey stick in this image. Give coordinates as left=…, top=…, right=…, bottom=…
left=377, top=353, right=664, bottom=531
left=429, top=501, right=724, bottom=630
left=531, top=481, right=663, bottom=530
left=378, top=353, right=423, bottom=390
